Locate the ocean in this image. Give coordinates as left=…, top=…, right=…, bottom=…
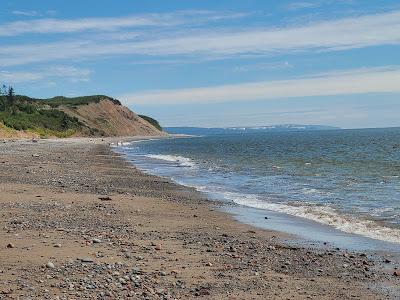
left=115, top=128, right=400, bottom=249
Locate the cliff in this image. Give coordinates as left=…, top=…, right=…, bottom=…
left=0, top=94, right=164, bottom=138
left=60, top=98, right=164, bottom=137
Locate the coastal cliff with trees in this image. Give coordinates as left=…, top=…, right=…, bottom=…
left=0, top=85, right=163, bottom=138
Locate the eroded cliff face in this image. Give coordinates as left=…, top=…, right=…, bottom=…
left=60, top=99, right=166, bottom=137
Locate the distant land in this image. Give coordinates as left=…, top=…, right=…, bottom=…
left=165, top=125, right=341, bottom=135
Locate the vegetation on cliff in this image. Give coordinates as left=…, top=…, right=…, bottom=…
left=0, top=86, right=84, bottom=137
left=138, top=115, right=162, bottom=131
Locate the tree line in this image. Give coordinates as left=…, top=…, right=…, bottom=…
left=0, top=85, right=16, bottom=111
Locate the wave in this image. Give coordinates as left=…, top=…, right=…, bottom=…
left=131, top=152, right=400, bottom=244
left=145, top=154, right=196, bottom=168
left=219, top=191, right=400, bottom=244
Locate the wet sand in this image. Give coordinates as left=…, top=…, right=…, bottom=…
left=0, top=138, right=399, bottom=299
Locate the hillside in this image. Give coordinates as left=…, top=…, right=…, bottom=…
left=59, top=98, right=163, bottom=137
left=0, top=92, right=164, bottom=138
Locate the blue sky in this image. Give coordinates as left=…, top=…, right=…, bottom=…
left=1, top=0, right=400, bottom=128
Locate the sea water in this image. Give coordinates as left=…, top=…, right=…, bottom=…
left=115, top=128, right=400, bottom=250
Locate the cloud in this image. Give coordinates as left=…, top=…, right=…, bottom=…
left=233, top=61, right=292, bottom=73
left=12, top=10, right=40, bottom=17
left=0, top=66, right=92, bottom=84
left=0, top=10, right=399, bottom=67
left=284, top=0, right=357, bottom=11
left=0, top=11, right=250, bottom=36
left=285, top=2, right=321, bottom=10
left=119, top=67, right=400, bottom=105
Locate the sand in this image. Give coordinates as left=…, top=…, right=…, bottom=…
left=0, top=138, right=399, bottom=299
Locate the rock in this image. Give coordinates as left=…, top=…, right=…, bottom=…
left=1, top=288, right=13, bottom=295
left=206, top=262, right=213, bottom=267
left=80, top=257, right=94, bottom=263
left=53, top=244, right=62, bottom=248
left=98, top=196, right=112, bottom=201
left=6, top=243, right=14, bottom=248
left=196, top=288, right=210, bottom=296
left=92, top=238, right=102, bottom=244
left=394, top=271, right=400, bottom=277
left=155, top=244, right=162, bottom=250
left=46, top=262, right=55, bottom=269
left=132, top=267, right=143, bottom=275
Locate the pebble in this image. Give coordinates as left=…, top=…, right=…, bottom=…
left=46, top=262, right=55, bottom=269
left=53, top=243, right=62, bottom=248
left=80, top=257, right=94, bottom=263
left=155, top=244, right=162, bottom=250
left=6, top=243, right=14, bottom=248
left=92, top=238, right=102, bottom=244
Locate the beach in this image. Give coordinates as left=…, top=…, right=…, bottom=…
left=0, top=138, right=399, bottom=299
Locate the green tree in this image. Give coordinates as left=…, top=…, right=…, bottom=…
left=0, top=85, right=6, bottom=111
left=7, top=86, right=15, bottom=106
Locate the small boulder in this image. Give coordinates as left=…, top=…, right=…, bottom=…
left=80, top=257, right=94, bottom=263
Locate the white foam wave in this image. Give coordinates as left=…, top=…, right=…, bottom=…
left=220, top=191, right=400, bottom=244
left=145, top=154, right=196, bottom=168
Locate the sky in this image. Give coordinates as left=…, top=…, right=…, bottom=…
left=1, top=0, right=400, bottom=129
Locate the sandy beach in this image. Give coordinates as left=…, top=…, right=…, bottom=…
left=0, top=138, right=399, bottom=299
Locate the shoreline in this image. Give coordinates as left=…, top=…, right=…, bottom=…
left=114, top=136, right=400, bottom=251
left=0, top=138, right=399, bottom=298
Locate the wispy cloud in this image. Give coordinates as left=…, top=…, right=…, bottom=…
left=119, top=67, right=400, bottom=105
left=0, top=11, right=250, bottom=37
left=233, top=61, right=293, bottom=73
left=285, top=2, right=322, bottom=11
left=0, top=66, right=92, bottom=84
left=0, top=10, right=399, bottom=67
left=12, top=10, right=40, bottom=17
left=284, top=0, right=357, bottom=11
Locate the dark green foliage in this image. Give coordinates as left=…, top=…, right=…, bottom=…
left=0, top=85, right=84, bottom=136
left=19, top=95, right=121, bottom=108
left=9, top=94, right=119, bottom=108
left=139, top=115, right=162, bottom=131
left=0, top=104, right=82, bottom=132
